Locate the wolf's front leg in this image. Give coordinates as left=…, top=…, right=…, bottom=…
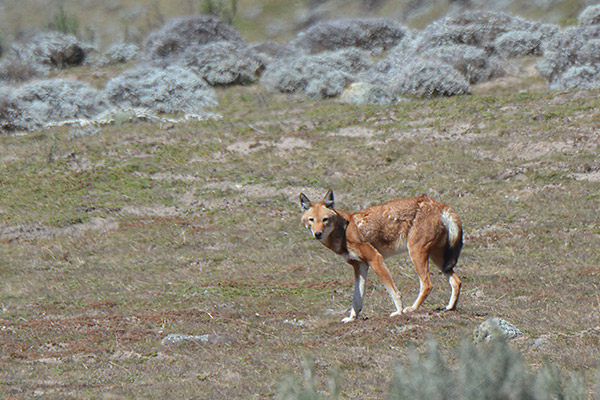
left=342, top=262, right=368, bottom=323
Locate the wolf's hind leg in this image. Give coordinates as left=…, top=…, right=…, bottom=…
left=444, top=271, right=461, bottom=310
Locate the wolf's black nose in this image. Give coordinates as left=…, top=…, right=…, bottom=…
left=314, top=232, right=322, bottom=239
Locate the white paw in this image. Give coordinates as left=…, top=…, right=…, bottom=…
left=402, top=306, right=416, bottom=314
left=341, top=316, right=356, bottom=323
left=389, top=310, right=402, bottom=318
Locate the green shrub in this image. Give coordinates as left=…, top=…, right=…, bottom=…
left=201, top=0, right=238, bottom=26
left=277, top=356, right=340, bottom=400
left=278, top=337, right=593, bottom=400
left=53, top=3, right=79, bottom=36
left=390, top=337, right=587, bottom=400
left=389, top=340, right=454, bottom=400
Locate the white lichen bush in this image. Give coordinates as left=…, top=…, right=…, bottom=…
left=180, top=41, right=264, bottom=85
left=536, top=25, right=600, bottom=89
left=578, top=5, right=600, bottom=26
left=105, top=65, right=217, bottom=114
left=293, top=18, right=409, bottom=53
left=408, top=10, right=557, bottom=56
left=368, top=52, right=471, bottom=97
left=552, top=65, right=600, bottom=90
left=0, top=79, right=108, bottom=131
left=387, top=11, right=559, bottom=90
left=0, top=31, right=91, bottom=82
left=250, top=40, right=297, bottom=64
left=0, top=86, right=24, bottom=131
left=260, top=48, right=372, bottom=99
left=13, top=31, right=89, bottom=69
left=0, top=55, right=46, bottom=82
left=494, top=30, right=546, bottom=58
left=143, top=15, right=245, bottom=64
left=396, top=58, right=471, bottom=97
left=103, top=43, right=139, bottom=64
left=421, top=44, right=504, bottom=84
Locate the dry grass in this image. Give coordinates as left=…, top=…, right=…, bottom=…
left=1, top=64, right=599, bottom=398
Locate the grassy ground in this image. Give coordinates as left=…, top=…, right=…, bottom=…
left=1, top=63, right=599, bottom=398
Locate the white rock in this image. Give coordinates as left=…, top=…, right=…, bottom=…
left=473, top=317, right=523, bottom=343
left=340, top=82, right=397, bottom=106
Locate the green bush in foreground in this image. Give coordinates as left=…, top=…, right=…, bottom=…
left=278, top=337, right=593, bottom=400
left=278, top=356, right=340, bottom=400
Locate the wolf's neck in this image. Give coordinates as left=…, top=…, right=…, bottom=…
left=323, top=212, right=349, bottom=256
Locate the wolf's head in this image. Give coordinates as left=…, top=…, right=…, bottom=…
left=299, top=190, right=337, bottom=241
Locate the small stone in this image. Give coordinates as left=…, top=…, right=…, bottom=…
left=532, top=334, right=550, bottom=348
left=340, top=82, right=397, bottom=106
left=473, top=317, right=523, bottom=343
left=161, top=333, right=234, bottom=346
left=161, top=334, right=209, bottom=346
left=109, top=349, right=141, bottom=360
left=35, top=357, right=62, bottom=365
left=283, top=318, right=304, bottom=327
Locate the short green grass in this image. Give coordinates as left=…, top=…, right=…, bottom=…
left=1, top=68, right=600, bottom=398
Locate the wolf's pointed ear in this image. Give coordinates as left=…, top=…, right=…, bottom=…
left=324, top=190, right=334, bottom=209
left=299, top=193, right=311, bottom=211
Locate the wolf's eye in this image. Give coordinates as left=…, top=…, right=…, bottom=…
left=308, top=218, right=314, bottom=222
left=322, top=218, right=329, bottom=223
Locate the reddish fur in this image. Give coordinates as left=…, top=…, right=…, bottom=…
left=300, top=190, right=463, bottom=321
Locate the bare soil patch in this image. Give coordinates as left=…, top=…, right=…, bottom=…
left=0, top=217, right=118, bottom=242
left=329, top=126, right=375, bottom=138
left=225, top=136, right=311, bottom=155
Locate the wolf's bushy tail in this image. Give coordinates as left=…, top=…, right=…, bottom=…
left=441, top=208, right=463, bottom=273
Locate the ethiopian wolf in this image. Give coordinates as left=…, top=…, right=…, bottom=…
left=299, top=190, right=463, bottom=323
